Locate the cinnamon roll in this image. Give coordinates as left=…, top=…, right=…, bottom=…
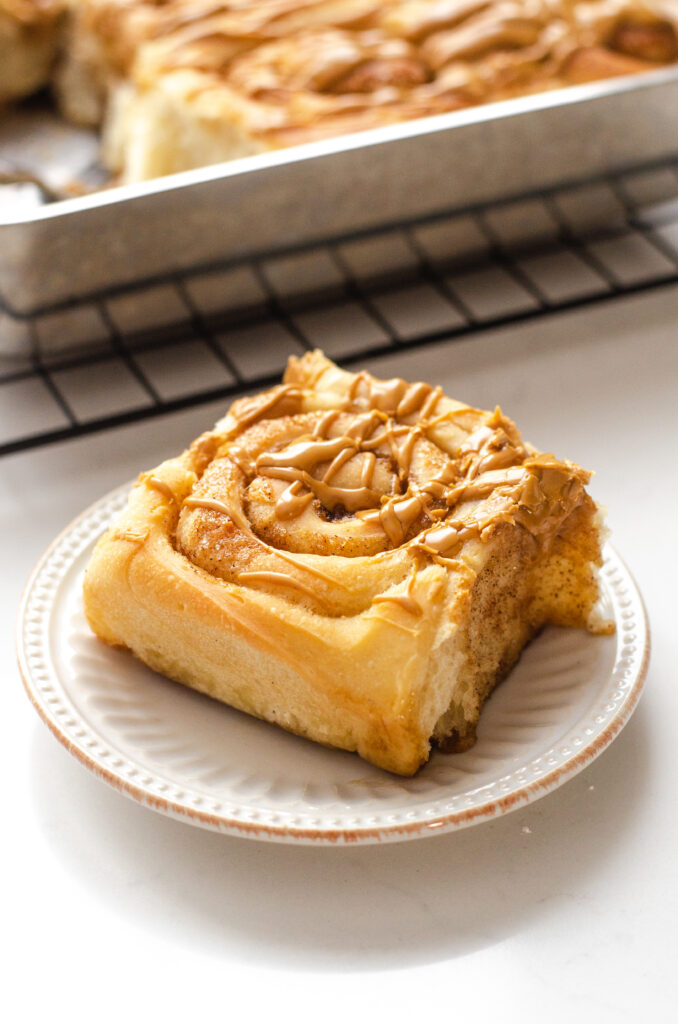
left=0, top=0, right=64, bottom=105
left=83, top=351, right=611, bottom=775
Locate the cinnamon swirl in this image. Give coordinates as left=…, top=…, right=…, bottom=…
left=83, top=350, right=611, bottom=775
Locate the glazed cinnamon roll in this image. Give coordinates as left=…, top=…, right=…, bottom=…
left=83, top=351, right=611, bottom=775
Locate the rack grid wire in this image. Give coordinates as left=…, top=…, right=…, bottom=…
left=3, top=153, right=678, bottom=458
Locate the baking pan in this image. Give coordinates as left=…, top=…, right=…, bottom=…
left=2, top=66, right=678, bottom=318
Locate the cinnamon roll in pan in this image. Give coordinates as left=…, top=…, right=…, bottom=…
left=51, top=0, right=678, bottom=181
left=0, top=0, right=64, bottom=104
left=4, top=1, right=678, bottom=181
left=83, top=352, right=611, bottom=776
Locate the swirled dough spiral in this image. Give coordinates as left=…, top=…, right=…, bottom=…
left=83, top=350, right=610, bottom=775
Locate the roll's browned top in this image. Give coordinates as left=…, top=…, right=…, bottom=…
left=158, top=350, right=595, bottom=622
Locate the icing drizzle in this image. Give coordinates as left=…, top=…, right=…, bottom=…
left=177, top=360, right=592, bottom=618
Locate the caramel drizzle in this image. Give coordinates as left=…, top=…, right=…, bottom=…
left=256, top=378, right=445, bottom=523
left=425, top=405, right=487, bottom=429
left=357, top=463, right=458, bottom=546
left=373, top=570, right=423, bottom=616
left=272, top=546, right=352, bottom=589
left=396, top=381, right=432, bottom=418
left=184, top=489, right=350, bottom=590
left=445, top=466, right=526, bottom=509
left=261, top=464, right=380, bottom=513
left=375, top=593, right=421, bottom=615
left=184, top=496, right=232, bottom=515
left=226, top=447, right=254, bottom=477
left=417, top=523, right=462, bottom=555
left=184, top=364, right=588, bottom=612
left=322, top=445, right=356, bottom=483
left=147, top=476, right=177, bottom=505
left=247, top=366, right=574, bottom=563
left=419, top=386, right=443, bottom=421
left=366, top=492, right=426, bottom=547
left=276, top=480, right=314, bottom=520
left=362, top=612, right=420, bottom=636
left=361, top=451, right=376, bottom=488
left=312, top=409, right=340, bottom=437
left=231, top=384, right=302, bottom=430
left=237, top=570, right=330, bottom=607
left=256, top=429, right=382, bottom=513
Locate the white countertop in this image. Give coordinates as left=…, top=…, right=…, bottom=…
left=3, top=288, right=676, bottom=1023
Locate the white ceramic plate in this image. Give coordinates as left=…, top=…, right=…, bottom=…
left=18, top=484, right=649, bottom=845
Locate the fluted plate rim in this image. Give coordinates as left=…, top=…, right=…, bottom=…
left=17, top=482, right=649, bottom=845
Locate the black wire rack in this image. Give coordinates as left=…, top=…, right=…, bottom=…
left=3, top=154, right=678, bottom=458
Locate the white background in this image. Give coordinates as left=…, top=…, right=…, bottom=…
left=3, top=288, right=676, bottom=1023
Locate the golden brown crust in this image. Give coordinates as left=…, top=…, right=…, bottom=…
left=83, top=350, right=609, bottom=775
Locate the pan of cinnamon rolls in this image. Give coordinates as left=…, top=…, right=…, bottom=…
left=3, top=1, right=678, bottom=324
left=83, top=351, right=612, bottom=775
left=2, top=1, right=678, bottom=180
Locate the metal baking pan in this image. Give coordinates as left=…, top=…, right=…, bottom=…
left=2, top=65, right=678, bottom=319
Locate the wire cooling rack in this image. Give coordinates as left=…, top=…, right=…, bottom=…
left=2, top=155, right=678, bottom=457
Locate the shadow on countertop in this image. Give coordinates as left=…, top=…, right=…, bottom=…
left=29, top=696, right=652, bottom=973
